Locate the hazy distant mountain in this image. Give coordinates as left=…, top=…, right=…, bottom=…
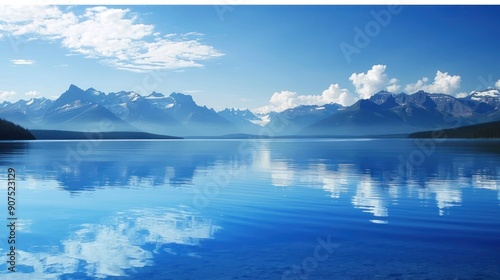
left=0, top=97, right=54, bottom=129
left=147, top=92, right=239, bottom=136
left=304, top=99, right=409, bottom=136
left=43, top=85, right=139, bottom=132
left=99, top=90, right=185, bottom=136
left=0, top=85, right=241, bottom=136
left=264, top=103, right=344, bottom=135
left=217, top=108, right=262, bottom=134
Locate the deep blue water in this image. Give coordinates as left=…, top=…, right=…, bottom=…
left=0, top=139, right=499, bottom=279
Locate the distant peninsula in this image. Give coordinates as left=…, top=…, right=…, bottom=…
left=31, top=130, right=182, bottom=140
left=0, top=118, right=36, bottom=140
left=409, top=121, right=500, bottom=139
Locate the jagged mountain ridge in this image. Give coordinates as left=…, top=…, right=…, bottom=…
left=0, top=85, right=498, bottom=137
left=0, top=84, right=238, bottom=136
left=263, top=103, right=344, bottom=135
left=302, top=89, right=500, bottom=136
left=217, top=108, right=262, bottom=134
left=43, top=85, right=139, bottom=132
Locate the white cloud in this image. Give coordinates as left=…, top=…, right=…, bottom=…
left=25, top=90, right=39, bottom=96
left=253, top=84, right=357, bottom=114
left=11, top=59, right=36, bottom=65
left=0, top=90, right=16, bottom=101
left=183, top=90, right=203, bottom=94
left=496, top=79, right=500, bottom=89
left=349, top=64, right=400, bottom=99
left=405, top=76, right=429, bottom=93
left=456, top=92, right=468, bottom=98
left=254, top=90, right=297, bottom=114
left=0, top=6, right=223, bottom=73
left=405, top=71, right=461, bottom=94
left=320, top=84, right=358, bottom=106
left=386, top=78, right=402, bottom=93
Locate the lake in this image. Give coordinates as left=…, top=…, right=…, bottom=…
left=0, top=139, right=499, bottom=279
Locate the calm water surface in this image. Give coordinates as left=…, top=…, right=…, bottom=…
left=0, top=139, right=499, bottom=279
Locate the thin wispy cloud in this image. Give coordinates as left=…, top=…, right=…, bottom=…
left=0, top=6, right=223, bottom=73
left=11, top=59, right=36, bottom=65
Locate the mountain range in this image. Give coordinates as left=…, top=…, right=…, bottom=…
left=0, top=84, right=499, bottom=137
left=303, top=89, right=500, bottom=136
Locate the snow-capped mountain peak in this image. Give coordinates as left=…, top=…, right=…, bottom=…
left=469, top=88, right=500, bottom=100
left=218, top=108, right=260, bottom=121
left=128, top=92, right=140, bottom=102
left=462, top=89, right=500, bottom=110
left=86, top=87, right=105, bottom=96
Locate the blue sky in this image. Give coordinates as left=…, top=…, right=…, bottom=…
left=0, top=5, right=499, bottom=112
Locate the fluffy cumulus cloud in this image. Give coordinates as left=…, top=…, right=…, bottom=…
left=405, top=71, right=461, bottom=94
left=386, top=78, right=402, bottom=93
left=254, top=84, right=357, bottom=114
left=254, top=64, right=411, bottom=114
left=496, top=79, right=500, bottom=89
left=321, top=83, right=358, bottom=106
left=349, top=64, right=400, bottom=99
left=0, top=6, right=223, bottom=72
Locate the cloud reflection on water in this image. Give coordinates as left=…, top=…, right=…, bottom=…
left=3, top=207, right=219, bottom=279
